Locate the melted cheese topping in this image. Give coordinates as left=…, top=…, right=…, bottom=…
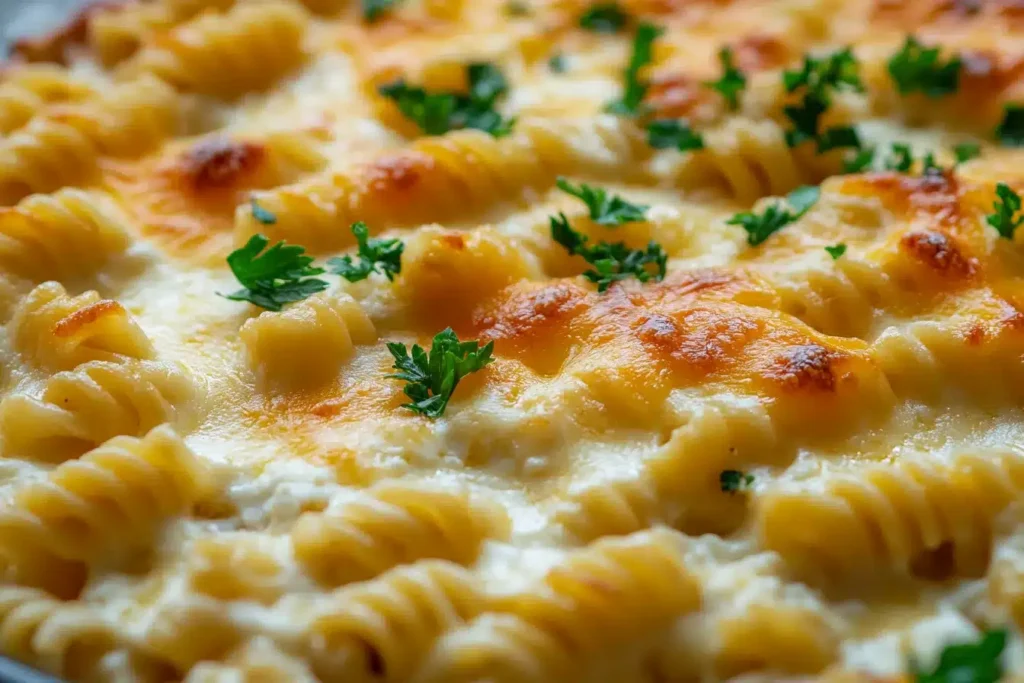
left=2, top=0, right=1024, bottom=681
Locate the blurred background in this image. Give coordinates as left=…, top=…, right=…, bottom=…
left=0, top=0, right=86, bottom=54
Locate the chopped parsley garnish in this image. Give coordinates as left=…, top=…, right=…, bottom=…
left=327, top=222, right=404, bottom=282
left=845, top=143, right=970, bottom=175
left=387, top=328, right=494, bottom=418
left=883, top=143, right=915, bottom=172
left=363, top=0, right=402, bottom=21
left=551, top=213, right=667, bottom=291
left=783, top=48, right=864, bottom=152
left=704, top=47, right=746, bottom=110
left=549, top=53, right=568, bottom=73
left=727, top=185, right=820, bottom=247
left=954, top=142, right=981, bottom=164
left=825, top=243, right=847, bottom=259
left=606, top=22, right=663, bottom=116
left=887, top=36, right=961, bottom=97
left=505, top=0, right=530, bottom=16
left=579, top=2, right=628, bottom=33
left=996, top=105, right=1024, bottom=147
left=647, top=119, right=704, bottom=151
left=720, top=469, right=753, bottom=493
left=221, top=234, right=328, bottom=311
left=556, top=177, right=648, bottom=226
left=987, top=183, right=1024, bottom=240
left=378, top=62, right=515, bottom=137
left=250, top=199, right=276, bottom=225
left=911, top=628, right=1006, bottom=683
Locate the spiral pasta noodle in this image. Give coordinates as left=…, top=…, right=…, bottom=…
left=0, top=64, right=97, bottom=135
left=417, top=528, right=701, bottom=683
left=758, top=448, right=1024, bottom=583
left=555, top=472, right=666, bottom=543
left=241, top=293, right=377, bottom=391
left=0, top=188, right=132, bottom=284
left=0, top=586, right=118, bottom=681
left=184, top=636, right=319, bottom=683
left=0, top=425, right=213, bottom=587
left=306, top=560, right=484, bottom=682
left=291, top=481, right=510, bottom=587
left=186, top=533, right=289, bottom=605
left=10, top=281, right=154, bottom=372
left=0, top=75, right=181, bottom=203
left=714, top=603, right=841, bottom=678
left=0, top=359, right=203, bottom=462
left=234, top=116, right=649, bottom=253
left=121, top=1, right=310, bottom=98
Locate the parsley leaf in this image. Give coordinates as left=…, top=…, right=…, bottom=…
left=720, top=470, right=753, bottom=493
left=387, top=328, right=494, bottom=418
left=556, top=177, right=648, bottom=226
left=704, top=47, right=746, bottom=110
left=221, top=234, right=328, bottom=311
left=887, top=36, right=961, bottom=98
left=987, top=182, right=1024, bottom=240
left=363, top=0, right=402, bottom=22
left=911, top=629, right=1006, bottom=683
left=327, top=222, right=404, bottom=282
left=997, top=105, right=1024, bottom=147
left=727, top=185, right=820, bottom=247
left=825, top=243, right=847, bottom=259
left=954, top=142, right=981, bottom=164
left=647, top=119, right=704, bottom=151
left=549, top=53, right=568, bottom=73
left=505, top=0, right=530, bottom=16
left=783, top=48, right=864, bottom=152
left=250, top=199, right=276, bottom=225
left=579, top=2, right=628, bottom=33
left=606, top=22, right=663, bottom=116
left=551, top=213, right=667, bottom=291
left=378, top=62, right=515, bottom=137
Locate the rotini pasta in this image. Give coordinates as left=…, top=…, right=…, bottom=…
left=10, top=281, right=153, bottom=372
left=0, top=359, right=203, bottom=462
left=291, top=481, right=510, bottom=587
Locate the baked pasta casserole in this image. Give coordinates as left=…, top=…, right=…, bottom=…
left=2, top=0, right=1024, bottom=680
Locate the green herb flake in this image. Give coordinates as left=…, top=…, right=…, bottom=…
left=727, top=185, right=820, bottom=247
left=220, top=234, right=328, bottom=312
left=605, top=22, right=663, bottom=116
left=825, top=243, right=847, bottom=259
left=704, top=47, right=746, bottom=110
left=887, top=35, right=961, bottom=98
left=987, top=182, right=1024, bottom=240
left=646, top=119, right=704, bottom=151
left=327, top=222, right=404, bottom=283
left=997, top=105, right=1024, bottom=147
left=387, top=328, right=495, bottom=418
left=549, top=53, right=568, bottom=73
left=550, top=213, right=667, bottom=292
left=579, top=2, right=628, bottom=33
left=720, top=469, right=754, bottom=493
left=911, top=628, right=1006, bottom=683
left=250, top=199, right=277, bottom=225
left=505, top=0, right=530, bottom=16
left=782, top=48, right=864, bottom=152
left=556, top=177, right=648, bottom=226
left=954, top=142, right=981, bottom=164
left=378, top=62, right=515, bottom=137
left=783, top=48, right=863, bottom=96
left=363, top=0, right=402, bottom=22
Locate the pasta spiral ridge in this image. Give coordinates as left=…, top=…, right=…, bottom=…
left=121, top=1, right=310, bottom=98
left=235, top=116, right=649, bottom=253
left=292, top=482, right=510, bottom=587
left=758, top=448, right=1024, bottom=582
left=0, top=586, right=118, bottom=680
left=184, top=636, right=319, bottom=683
left=10, top=281, right=154, bottom=371
left=555, top=473, right=665, bottom=543
left=0, top=75, right=180, bottom=203
left=416, top=528, right=701, bottom=683
left=241, top=293, right=377, bottom=391
left=307, top=560, right=484, bottom=683
left=0, top=64, right=97, bottom=135
left=0, top=359, right=204, bottom=462
left=0, top=425, right=213, bottom=574
left=0, top=188, right=132, bottom=283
